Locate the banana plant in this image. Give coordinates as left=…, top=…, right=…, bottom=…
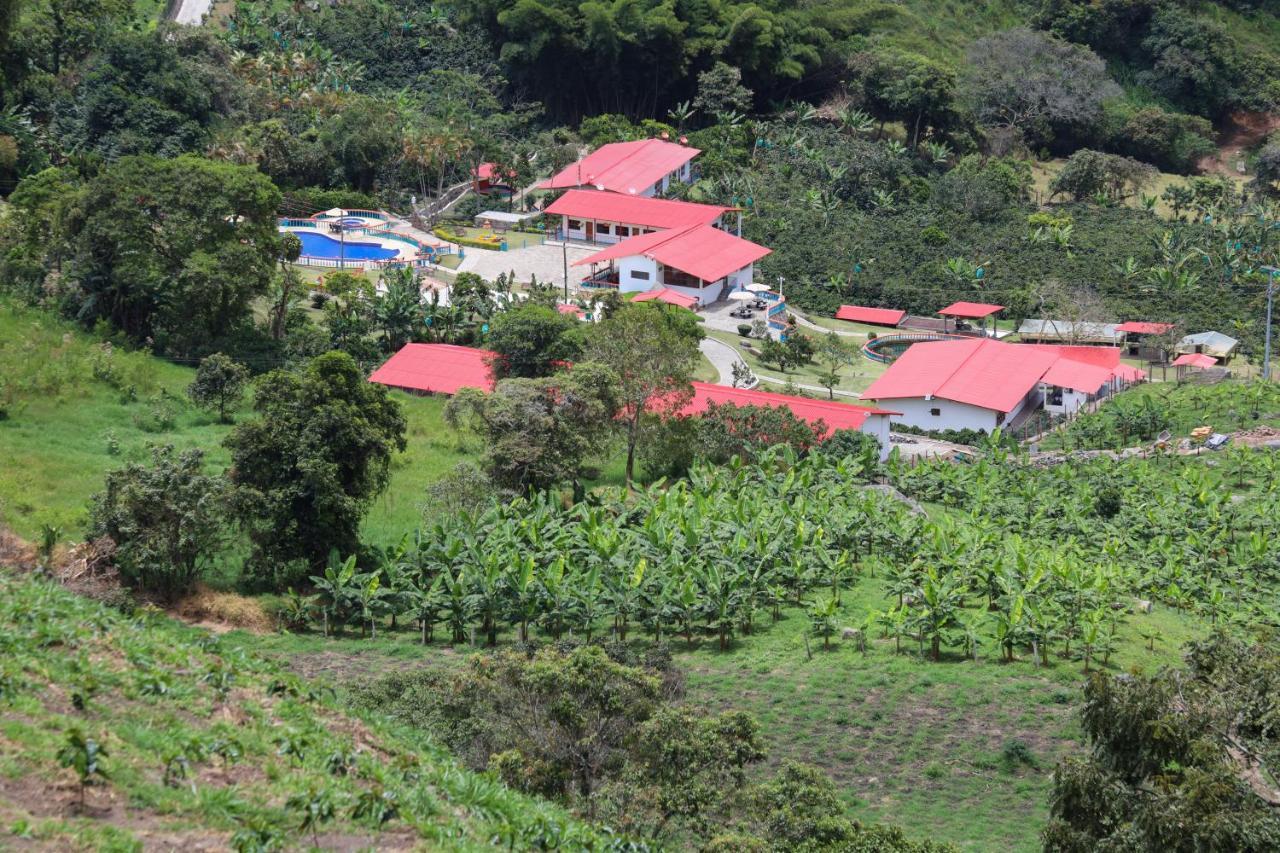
left=310, top=551, right=359, bottom=638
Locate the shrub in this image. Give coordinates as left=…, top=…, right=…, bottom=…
left=737, top=323, right=752, bottom=336
left=89, top=446, right=227, bottom=601
left=921, top=225, right=949, bottom=246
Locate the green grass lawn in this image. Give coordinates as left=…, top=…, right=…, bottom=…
left=236, top=569, right=1204, bottom=853
left=0, top=301, right=494, bottom=551
left=707, top=329, right=889, bottom=395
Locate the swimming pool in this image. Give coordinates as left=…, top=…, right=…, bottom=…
left=294, top=230, right=400, bottom=261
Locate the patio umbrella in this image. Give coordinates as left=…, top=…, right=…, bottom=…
left=745, top=282, right=771, bottom=293
left=727, top=290, right=755, bottom=302
left=321, top=207, right=344, bottom=218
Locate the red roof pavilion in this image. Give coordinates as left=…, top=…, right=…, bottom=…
left=835, top=305, right=906, bottom=327
left=1172, top=353, right=1216, bottom=369
left=368, top=344, right=495, bottom=395
left=937, top=301, right=1005, bottom=319
left=1116, top=321, right=1175, bottom=336
left=631, top=287, right=699, bottom=310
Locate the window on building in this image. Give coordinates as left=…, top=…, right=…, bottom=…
left=630, top=270, right=650, bottom=281
left=930, top=408, right=941, bottom=417
left=567, top=219, right=581, bottom=230
left=616, top=226, right=630, bottom=237
left=1047, top=386, right=1064, bottom=406
left=598, top=223, right=611, bottom=235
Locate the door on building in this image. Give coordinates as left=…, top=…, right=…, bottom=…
left=586, top=222, right=595, bottom=242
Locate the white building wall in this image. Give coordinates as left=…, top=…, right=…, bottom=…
left=617, top=255, right=661, bottom=295
left=861, top=414, right=893, bottom=460
left=1041, top=385, right=1097, bottom=416
left=724, top=263, right=754, bottom=293
left=874, top=397, right=1001, bottom=432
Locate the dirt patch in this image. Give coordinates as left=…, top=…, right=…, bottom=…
left=274, top=645, right=462, bottom=683
left=1199, top=111, right=1280, bottom=177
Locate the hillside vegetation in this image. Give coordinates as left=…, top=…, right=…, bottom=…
left=0, top=570, right=623, bottom=851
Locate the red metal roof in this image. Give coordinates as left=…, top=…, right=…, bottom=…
left=556, top=304, right=585, bottom=317
left=835, top=305, right=906, bottom=326
left=862, top=339, right=1136, bottom=411
left=575, top=225, right=771, bottom=283
left=545, top=189, right=727, bottom=230
left=631, top=287, right=699, bottom=309
left=684, top=382, right=897, bottom=436
left=541, top=139, right=699, bottom=193
left=861, top=339, right=1059, bottom=413
left=1112, top=363, right=1147, bottom=382
left=1172, top=353, right=1217, bottom=368
left=368, top=344, right=495, bottom=395
left=1029, top=345, right=1121, bottom=368
left=1116, top=321, right=1174, bottom=335
left=938, top=301, right=1005, bottom=319
left=1040, top=359, right=1114, bottom=394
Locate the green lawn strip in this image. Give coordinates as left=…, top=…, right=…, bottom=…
left=705, top=329, right=887, bottom=395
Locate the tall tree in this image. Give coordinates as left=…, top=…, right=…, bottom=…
left=584, top=304, right=701, bottom=487
left=444, top=363, right=618, bottom=492
left=225, top=352, right=406, bottom=590
left=89, top=445, right=226, bottom=601
left=62, top=154, right=281, bottom=355
left=485, top=303, right=580, bottom=379
left=962, top=29, right=1119, bottom=147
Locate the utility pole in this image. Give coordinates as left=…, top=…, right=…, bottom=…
left=1263, top=266, right=1279, bottom=381
left=562, top=239, right=569, bottom=303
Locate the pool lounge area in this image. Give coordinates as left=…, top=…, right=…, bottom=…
left=279, top=208, right=452, bottom=270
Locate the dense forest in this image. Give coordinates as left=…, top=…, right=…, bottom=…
left=4, top=0, right=1280, bottom=361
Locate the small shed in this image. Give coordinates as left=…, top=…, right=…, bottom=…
left=1117, top=321, right=1176, bottom=360
left=1176, top=331, right=1238, bottom=363
left=835, top=305, right=906, bottom=327
left=473, top=210, right=537, bottom=231
left=1018, top=319, right=1122, bottom=346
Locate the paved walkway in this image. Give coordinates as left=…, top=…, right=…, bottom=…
left=700, top=337, right=754, bottom=387
left=457, top=241, right=594, bottom=285
left=170, top=0, right=211, bottom=24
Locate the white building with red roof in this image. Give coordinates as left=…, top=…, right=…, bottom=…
left=861, top=338, right=1142, bottom=431
left=573, top=224, right=771, bottom=305
left=540, top=138, right=699, bottom=197
left=545, top=189, right=732, bottom=245
left=541, top=137, right=771, bottom=308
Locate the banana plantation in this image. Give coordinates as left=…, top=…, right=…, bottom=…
left=290, top=445, right=1280, bottom=668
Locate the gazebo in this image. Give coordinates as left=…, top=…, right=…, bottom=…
left=937, top=301, right=1004, bottom=336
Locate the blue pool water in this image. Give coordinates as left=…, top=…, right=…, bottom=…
left=294, top=230, right=399, bottom=260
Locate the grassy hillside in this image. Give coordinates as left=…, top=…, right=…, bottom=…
left=0, top=570, right=618, bottom=851
left=239, top=568, right=1201, bottom=853
left=0, top=300, right=468, bottom=546
left=0, top=300, right=634, bottom=551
